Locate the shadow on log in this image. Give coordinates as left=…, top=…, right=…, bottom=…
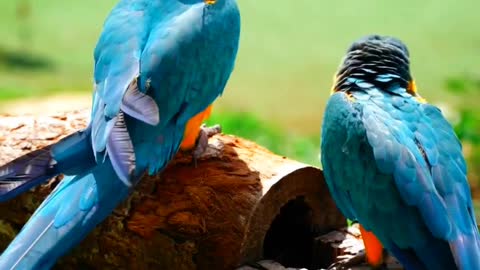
left=0, top=110, right=346, bottom=270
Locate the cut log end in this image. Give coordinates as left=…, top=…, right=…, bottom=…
left=0, top=110, right=349, bottom=270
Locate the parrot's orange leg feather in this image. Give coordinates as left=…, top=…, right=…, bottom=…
left=359, top=224, right=384, bottom=267
left=180, top=105, right=213, bottom=150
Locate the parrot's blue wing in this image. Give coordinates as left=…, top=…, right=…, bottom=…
left=412, top=104, right=480, bottom=269
left=362, top=93, right=480, bottom=269
left=139, top=4, right=238, bottom=125
left=320, top=95, right=362, bottom=222
left=90, top=2, right=160, bottom=185
left=132, top=3, right=240, bottom=174
left=0, top=4, right=151, bottom=267
left=322, top=91, right=480, bottom=270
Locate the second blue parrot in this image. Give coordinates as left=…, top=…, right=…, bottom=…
left=321, top=35, right=480, bottom=270
left=0, top=0, right=240, bottom=269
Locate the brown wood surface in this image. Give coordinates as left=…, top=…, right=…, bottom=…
left=0, top=110, right=346, bottom=270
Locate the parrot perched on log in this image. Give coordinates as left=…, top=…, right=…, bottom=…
left=0, top=0, right=240, bottom=269
left=321, top=35, right=480, bottom=270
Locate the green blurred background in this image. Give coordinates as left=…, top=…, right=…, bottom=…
left=0, top=0, right=479, bottom=202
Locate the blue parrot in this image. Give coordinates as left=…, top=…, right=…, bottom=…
left=0, top=0, right=240, bottom=268
left=321, top=35, right=480, bottom=270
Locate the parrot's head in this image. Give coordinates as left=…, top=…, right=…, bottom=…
left=332, top=35, right=421, bottom=100
left=180, top=0, right=228, bottom=6
left=180, top=0, right=238, bottom=14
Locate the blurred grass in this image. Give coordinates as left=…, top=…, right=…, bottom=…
left=445, top=75, right=480, bottom=191
left=0, top=0, right=479, bottom=134
left=206, top=110, right=320, bottom=166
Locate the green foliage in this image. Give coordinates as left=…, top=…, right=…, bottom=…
left=445, top=77, right=469, bottom=94
left=455, top=110, right=480, bottom=144
left=445, top=76, right=480, bottom=95
left=445, top=75, right=480, bottom=187
left=447, top=76, right=480, bottom=143
left=206, top=110, right=320, bottom=166
left=0, top=86, right=31, bottom=100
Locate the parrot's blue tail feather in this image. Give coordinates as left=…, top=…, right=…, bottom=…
left=388, top=245, right=427, bottom=270
left=0, top=147, right=57, bottom=202
left=450, top=230, right=480, bottom=270
left=388, top=236, right=457, bottom=270
left=0, top=127, right=95, bottom=202
left=389, top=225, right=480, bottom=270
left=413, top=240, right=456, bottom=270
left=0, top=159, right=131, bottom=270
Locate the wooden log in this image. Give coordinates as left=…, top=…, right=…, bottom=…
left=239, top=224, right=403, bottom=270
left=0, top=110, right=346, bottom=270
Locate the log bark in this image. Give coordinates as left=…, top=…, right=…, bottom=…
left=0, top=110, right=346, bottom=270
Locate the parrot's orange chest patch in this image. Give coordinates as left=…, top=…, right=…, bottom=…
left=359, top=224, right=384, bottom=267
left=180, top=105, right=213, bottom=151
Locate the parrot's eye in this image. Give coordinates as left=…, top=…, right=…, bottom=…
left=204, top=0, right=216, bottom=4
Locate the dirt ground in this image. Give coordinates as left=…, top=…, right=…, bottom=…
left=0, top=94, right=91, bottom=116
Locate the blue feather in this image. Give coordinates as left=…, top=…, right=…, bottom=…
left=321, top=90, right=480, bottom=270
left=106, top=111, right=135, bottom=186
left=120, top=79, right=160, bottom=126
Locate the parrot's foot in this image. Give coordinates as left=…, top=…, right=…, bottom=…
left=192, top=124, right=222, bottom=167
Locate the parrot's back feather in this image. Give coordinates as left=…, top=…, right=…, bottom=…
left=0, top=128, right=95, bottom=202
left=322, top=91, right=480, bottom=270
left=90, top=0, right=145, bottom=157
left=120, top=78, right=160, bottom=126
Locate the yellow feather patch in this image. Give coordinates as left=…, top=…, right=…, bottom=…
left=415, top=96, right=427, bottom=104
left=408, top=80, right=427, bottom=103
left=180, top=105, right=213, bottom=151
left=330, top=75, right=340, bottom=95
left=346, top=92, right=355, bottom=102
left=407, top=80, right=417, bottom=94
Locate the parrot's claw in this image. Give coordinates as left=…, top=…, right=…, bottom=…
left=192, top=124, right=222, bottom=167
